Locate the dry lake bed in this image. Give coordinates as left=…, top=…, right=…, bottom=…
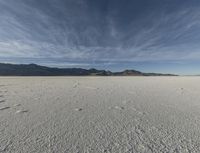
left=0, top=77, right=200, bottom=153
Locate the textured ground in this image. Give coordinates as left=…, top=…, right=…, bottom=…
left=0, top=77, right=200, bottom=153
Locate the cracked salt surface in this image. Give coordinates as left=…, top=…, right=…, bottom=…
left=0, top=77, right=200, bottom=152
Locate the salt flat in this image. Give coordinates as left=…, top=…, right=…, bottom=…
left=0, top=77, right=200, bottom=153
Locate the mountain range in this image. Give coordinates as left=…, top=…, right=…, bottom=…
left=0, top=63, right=177, bottom=76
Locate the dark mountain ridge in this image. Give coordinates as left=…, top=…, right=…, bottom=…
left=0, top=63, right=177, bottom=76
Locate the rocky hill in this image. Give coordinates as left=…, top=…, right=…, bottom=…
left=0, top=63, right=177, bottom=76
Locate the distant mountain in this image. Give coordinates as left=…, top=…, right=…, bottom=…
left=114, top=70, right=143, bottom=76
left=0, top=63, right=177, bottom=76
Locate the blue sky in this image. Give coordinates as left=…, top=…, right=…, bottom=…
left=0, top=0, right=200, bottom=74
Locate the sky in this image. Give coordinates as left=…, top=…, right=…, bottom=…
left=0, top=0, right=200, bottom=75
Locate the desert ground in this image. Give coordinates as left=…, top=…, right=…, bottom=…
left=0, top=77, right=200, bottom=153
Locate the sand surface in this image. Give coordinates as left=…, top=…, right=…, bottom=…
left=0, top=77, right=200, bottom=153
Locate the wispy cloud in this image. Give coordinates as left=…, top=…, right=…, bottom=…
left=0, top=0, right=200, bottom=71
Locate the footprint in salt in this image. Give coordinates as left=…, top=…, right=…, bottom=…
left=115, top=106, right=125, bottom=110
left=0, top=100, right=5, bottom=103
left=0, top=106, right=10, bottom=111
left=73, top=82, right=80, bottom=88
left=75, top=108, right=83, bottom=111
left=13, top=104, right=21, bottom=107
left=16, top=110, right=29, bottom=114
left=137, top=111, right=146, bottom=116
